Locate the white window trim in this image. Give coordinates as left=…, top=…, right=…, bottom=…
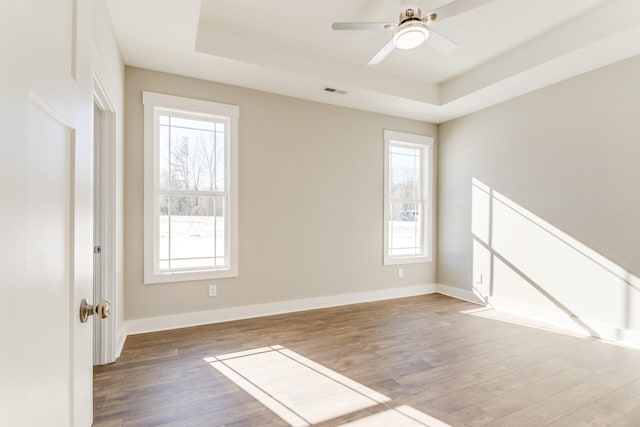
left=143, top=91, right=239, bottom=284
left=383, top=129, right=433, bottom=265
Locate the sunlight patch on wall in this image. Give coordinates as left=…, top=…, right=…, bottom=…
left=470, top=178, right=640, bottom=343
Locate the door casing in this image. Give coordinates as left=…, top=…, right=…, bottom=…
left=93, top=75, right=119, bottom=365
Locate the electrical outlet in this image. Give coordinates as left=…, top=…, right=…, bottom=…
left=208, top=284, right=217, bottom=297
left=398, top=268, right=404, bottom=279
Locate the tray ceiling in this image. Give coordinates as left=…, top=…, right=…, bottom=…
left=107, top=0, right=640, bottom=122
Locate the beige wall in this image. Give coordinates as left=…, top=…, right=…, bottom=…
left=124, top=67, right=437, bottom=320
left=438, top=55, right=640, bottom=335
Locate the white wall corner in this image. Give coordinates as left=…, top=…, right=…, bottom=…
left=436, top=283, right=487, bottom=305
left=125, top=284, right=437, bottom=335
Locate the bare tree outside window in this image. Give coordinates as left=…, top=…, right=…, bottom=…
left=157, top=113, right=227, bottom=270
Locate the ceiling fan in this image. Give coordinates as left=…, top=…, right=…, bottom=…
left=332, top=0, right=496, bottom=65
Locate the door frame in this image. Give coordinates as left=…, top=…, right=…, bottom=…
left=93, top=75, right=118, bottom=365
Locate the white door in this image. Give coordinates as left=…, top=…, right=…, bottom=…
left=0, top=0, right=95, bottom=426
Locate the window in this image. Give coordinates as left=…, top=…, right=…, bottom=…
left=383, top=130, right=433, bottom=265
left=143, top=91, right=238, bottom=284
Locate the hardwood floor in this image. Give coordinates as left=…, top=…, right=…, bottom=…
left=94, top=294, right=640, bottom=426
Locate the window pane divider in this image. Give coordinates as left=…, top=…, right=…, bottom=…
left=158, top=190, right=226, bottom=197
left=159, top=255, right=225, bottom=262
left=159, top=124, right=216, bottom=133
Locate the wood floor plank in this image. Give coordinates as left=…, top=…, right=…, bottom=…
left=436, top=366, right=592, bottom=426
left=94, top=295, right=640, bottom=426
left=484, top=372, right=621, bottom=427
left=608, top=405, right=640, bottom=427
left=546, top=402, right=625, bottom=427
left=597, top=378, right=640, bottom=414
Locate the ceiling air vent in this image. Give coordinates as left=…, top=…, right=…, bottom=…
left=324, top=87, right=348, bottom=95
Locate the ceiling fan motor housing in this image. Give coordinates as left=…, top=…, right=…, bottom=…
left=394, top=9, right=430, bottom=50
left=399, top=8, right=437, bottom=25
left=399, top=8, right=422, bottom=23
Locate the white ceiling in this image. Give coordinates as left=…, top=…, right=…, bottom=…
left=106, top=0, right=640, bottom=123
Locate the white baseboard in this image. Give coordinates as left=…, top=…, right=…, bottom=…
left=435, top=284, right=640, bottom=349
left=126, top=284, right=437, bottom=335
left=488, top=296, right=640, bottom=349
left=122, top=282, right=640, bottom=349
left=115, top=326, right=127, bottom=359
left=436, top=284, right=486, bottom=305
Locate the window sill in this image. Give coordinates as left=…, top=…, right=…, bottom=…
left=383, top=255, right=432, bottom=266
left=144, top=267, right=238, bottom=285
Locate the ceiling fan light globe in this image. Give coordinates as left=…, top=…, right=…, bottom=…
left=393, top=22, right=429, bottom=50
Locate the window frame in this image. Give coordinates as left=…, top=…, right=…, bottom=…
left=143, top=91, right=239, bottom=284
left=383, top=130, right=433, bottom=265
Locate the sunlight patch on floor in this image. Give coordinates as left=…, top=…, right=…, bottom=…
left=339, top=405, right=451, bottom=426
left=205, top=346, right=451, bottom=426
left=206, top=345, right=390, bottom=426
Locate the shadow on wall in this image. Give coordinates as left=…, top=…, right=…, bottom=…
left=471, top=178, right=640, bottom=345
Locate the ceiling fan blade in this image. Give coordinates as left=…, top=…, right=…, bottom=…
left=429, top=0, right=497, bottom=22
left=332, top=22, right=396, bottom=31
left=426, top=27, right=458, bottom=54
left=368, top=39, right=396, bottom=65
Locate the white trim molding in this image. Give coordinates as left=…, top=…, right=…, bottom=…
left=434, top=283, right=640, bottom=349
left=487, top=296, right=640, bottom=349
left=121, top=283, right=640, bottom=350
left=436, top=284, right=486, bottom=305
left=116, top=326, right=127, bottom=359
left=126, top=284, right=437, bottom=335
left=93, top=74, right=119, bottom=365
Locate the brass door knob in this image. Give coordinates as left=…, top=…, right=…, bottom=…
left=80, top=298, right=111, bottom=323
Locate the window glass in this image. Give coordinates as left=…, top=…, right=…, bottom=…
left=383, top=130, right=433, bottom=265
left=143, top=91, right=238, bottom=283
